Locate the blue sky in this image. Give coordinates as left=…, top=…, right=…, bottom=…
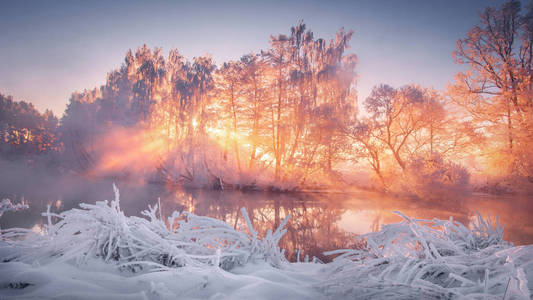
left=0, top=0, right=509, bottom=116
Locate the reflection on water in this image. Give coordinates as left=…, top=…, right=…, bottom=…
left=1, top=178, right=532, bottom=262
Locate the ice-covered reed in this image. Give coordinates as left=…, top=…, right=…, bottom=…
left=0, top=199, right=28, bottom=238
left=0, top=184, right=288, bottom=271
left=0, top=199, right=28, bottom=218
left=321, top=211, right=532, bottom=299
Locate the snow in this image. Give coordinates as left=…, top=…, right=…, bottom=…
left=1, top=185, right=532, bottom=299
left=0, top=261, right=323, bottom=299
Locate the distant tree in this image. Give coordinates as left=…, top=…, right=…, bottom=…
left=263, top=33, right=292, bottom=180
left=132, top=45, right=166, bottom=122
left=0, top=93, right=60, bottom=159
left=363, top=84, right=426, bottom=170
left=345, top=120, right=387, bottom=187
left=409, top=88, right=479, bottom=160
left=216, top=60, right=244, bottom=169
left=240, top=53, right=269, bottom=168
left=61, top=91, right=100, bottom=171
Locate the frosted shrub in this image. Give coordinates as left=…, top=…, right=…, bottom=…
left=396, top=154, right=470, bottom=198
left=478, top=147, right=533, bottom=194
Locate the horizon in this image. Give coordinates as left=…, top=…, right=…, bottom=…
left=0, top=0, right=508, bottom=116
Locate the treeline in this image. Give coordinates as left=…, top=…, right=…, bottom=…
left=59, top=22, right=358, bottom=189
left=1, top=1, right=532, bottom=194
left=0, top=94, right=60, bottom=159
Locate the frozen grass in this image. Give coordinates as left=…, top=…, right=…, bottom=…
left=0, top=184, right=288, bottom=272
left=321, top=211, right=533, bottom=299
left=0, top=185, right=532, bottom=299
left=0, top=199, right=28, bottom=218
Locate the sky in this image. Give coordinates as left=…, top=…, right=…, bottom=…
left=0, top=0, right=511, bottom=116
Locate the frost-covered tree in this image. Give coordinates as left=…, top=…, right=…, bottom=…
left=450, top=0, right=533, bottom=179
left=363, top=84, right=426, bottom=171
left=216, top=61, right=244, bottom=169
left=240, top=53, right=269, bottom=169
left=50, top=22, right=360, bottom=188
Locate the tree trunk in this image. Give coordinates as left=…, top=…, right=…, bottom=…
left=507, top=100, right=513, bottom=151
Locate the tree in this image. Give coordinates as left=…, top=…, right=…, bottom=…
left=240, top=53, right=268, bottom=169
left=345, top=120, right=387, bottom=187
left=450, top=0, right=533, bottom=176
left=264, top=33, right=291, bottom=180
left=363, top=84, right=426, bottom=171
left=216, top=61, right=244, bottom=169
left=132, top=45, right=166, bottom=122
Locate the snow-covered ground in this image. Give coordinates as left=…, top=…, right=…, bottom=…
left=1, top=185, right=532, bottom=299
left=0, top=260, right=324, bottom=299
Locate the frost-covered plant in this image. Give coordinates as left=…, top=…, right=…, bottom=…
left=0, top=184, right=289, bottom=271
left=392, top=153, right=470, bottom=198
left=0, top=199, right=28, bottom=218
left=321, top=211, right=532, bottom=299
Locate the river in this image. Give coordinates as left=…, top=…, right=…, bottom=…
left=1, top=178, right=532, bottom=262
